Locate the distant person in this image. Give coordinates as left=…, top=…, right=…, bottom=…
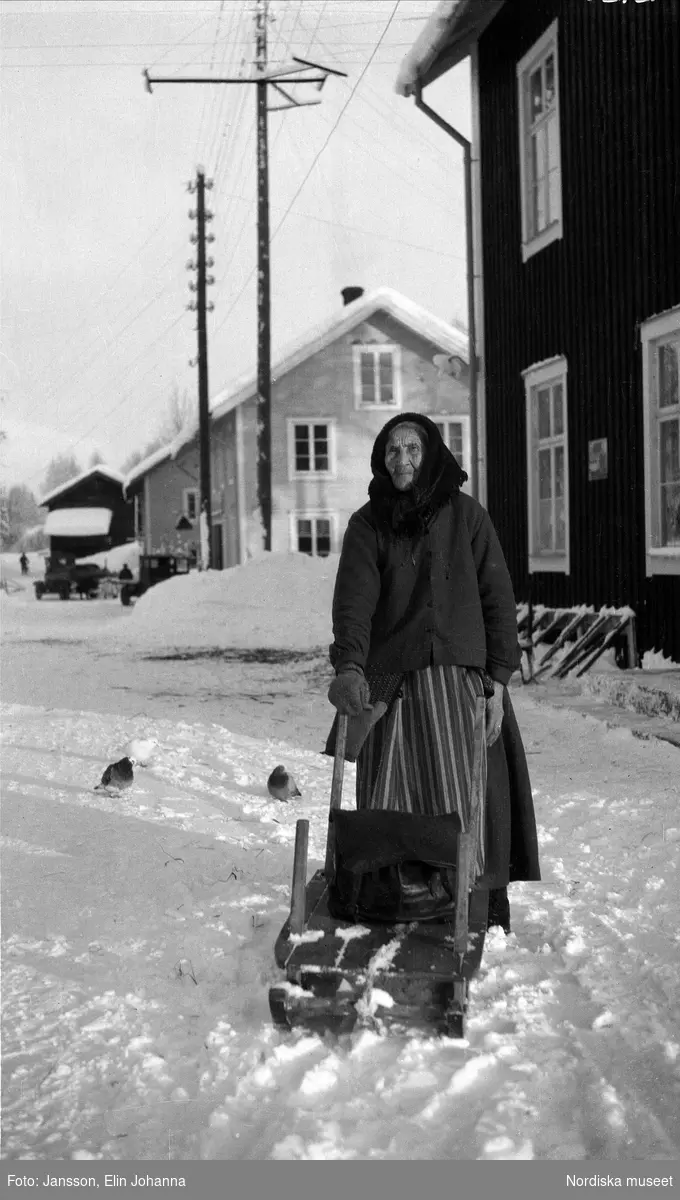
left=19, top=553, right=29, bottom=576
left=118, top=563, right=133, bottom=581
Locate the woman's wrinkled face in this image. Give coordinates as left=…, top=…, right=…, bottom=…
left=384, top=425, right=425, bottom=491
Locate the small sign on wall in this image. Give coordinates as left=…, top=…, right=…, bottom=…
left=588, top=438, right=609, bottom=481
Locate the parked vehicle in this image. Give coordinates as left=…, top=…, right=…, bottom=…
left=34, top=552, right=102, bottom=600
left=120, top=553, right=191, bottom=606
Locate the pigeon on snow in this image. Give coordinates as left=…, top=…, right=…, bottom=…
left=267, top=765, right=301, bottom=802
left=95, top=756, right=135, bottom=792
left=124, top=737, right=158, bottom=767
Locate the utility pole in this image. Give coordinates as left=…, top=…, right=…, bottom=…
left=255, top=0, right=272, bottom=550
left=187, top=168, right=215, bottom=569
left=144, top=22, right=345, bottom=554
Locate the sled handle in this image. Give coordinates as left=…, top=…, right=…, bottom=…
left=453, top=694, right=487, bottom=958
left=290, top=818, right=309, bottom=935
left=323, top=712, right=348, bottom=880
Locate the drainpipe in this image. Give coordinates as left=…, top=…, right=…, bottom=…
left=414, top=83, right=478, bottom=500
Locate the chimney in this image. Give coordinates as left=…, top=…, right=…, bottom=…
left=341, top=286, right=364, bottom=306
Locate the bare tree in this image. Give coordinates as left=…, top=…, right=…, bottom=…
left=158, top=384, right=194, bottom=442
left=42, top=453, right=81, bottom=497
left=121, top=385, right=194, bottom=475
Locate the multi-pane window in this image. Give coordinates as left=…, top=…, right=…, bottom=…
left=658, top=341, right=680, bottom=547
left=641, top=308, right=680, bottom=574
left=183, top=488, right=198, bottom=521
left=431, top=417, right=470, bottom=485
left=295, top=515, right=332, bottom=558
left=287, top=419, right=335, bottom=478
left=517, top=22, right=563, bottom=260
left=524, top=358, right=569, bottom=573
left=353, top=345, right=400, bottom=408
left=294, top=423, right=329, bottom=473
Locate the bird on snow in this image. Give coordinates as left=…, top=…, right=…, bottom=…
left=123, top=736, right=158, bottom=767
left=267, top=765, right=301, bottom=802
left=95, top=756, right=135, bottom=792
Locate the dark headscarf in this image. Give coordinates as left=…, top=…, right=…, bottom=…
left=368, top=412, right=468, bottom=540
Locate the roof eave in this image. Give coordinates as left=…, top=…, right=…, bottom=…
left=39, top=465, right=124, bottom=508
left=395, top=0, right=505, bottom=96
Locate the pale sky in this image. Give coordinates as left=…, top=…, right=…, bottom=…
left=0, top=0, right=471, bottom=494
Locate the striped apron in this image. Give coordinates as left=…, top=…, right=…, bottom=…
left=355, top=664, right=488, bottom=878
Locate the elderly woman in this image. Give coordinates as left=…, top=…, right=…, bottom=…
left=326, top=413, right=540, bottom=932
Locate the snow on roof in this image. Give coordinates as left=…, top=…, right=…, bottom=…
left=173, top=287, right=469, bottom=457
left=123, top=443, right=174, bottom=495
left=395, top=0, right=505, bottom=95
left=44, top=507, right=113, bottom=538
left=40, top=464, right=125, bottom=507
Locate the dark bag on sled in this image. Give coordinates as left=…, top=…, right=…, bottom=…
left=327, top=809, right=463, bottom=924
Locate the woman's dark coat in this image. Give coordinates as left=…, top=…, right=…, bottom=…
left=327, top=412, right=540, bottom=885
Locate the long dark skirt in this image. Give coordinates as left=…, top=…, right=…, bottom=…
left=356, top=670, right=540, bottom=891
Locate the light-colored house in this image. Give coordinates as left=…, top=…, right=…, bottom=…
left=126, top=285, right=470, bottom=566
left=123, top=441, right=201, bottom=562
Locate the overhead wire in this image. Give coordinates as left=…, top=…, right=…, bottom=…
left=213, top=0, right=401, bottom=339
left=210, top=0, right=309, bottom=314
left=21, top=310, right=188, bottom=492
left=19, top=238, right=189, bottom=428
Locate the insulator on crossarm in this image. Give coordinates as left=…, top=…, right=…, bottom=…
left=188, top=281, right=197, bottom=291
left=186, top=260, right=197, bottom=270
left=206, top=275, right=215, bottom=286
left=188, top=357, right=198, bottom=367
left=186, top=303, right=197, bottom=311
left=189, top=233, right=198, bottom=244
left=206, top=234, right=216, bottom=243
left=205, top=211, right=214, bottom=222
left=207, top=302, right=215, bottom=312
left=186, top=181, right=196, bottom=193
left=188, top=209, right=197, bottom=219
left=206, top=257, right=215, bottom=268
left=206, top=179, right=214, bottom=190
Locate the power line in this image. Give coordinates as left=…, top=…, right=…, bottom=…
left=214, top=1, right=400, bottom=338
left=22, top=312, right=188, bottom=489
left=19, top=245, right=188, bottom=427
left=2, top=53, right=411, bottom=68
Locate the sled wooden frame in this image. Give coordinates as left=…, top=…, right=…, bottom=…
left=269, top=697, right=489, bottom=1039
left=516, top=604, right=637, bottom=680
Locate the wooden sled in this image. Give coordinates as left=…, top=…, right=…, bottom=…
left=269, top=697, right=489, bottom=1038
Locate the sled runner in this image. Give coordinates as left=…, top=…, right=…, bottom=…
left=269, top=696, right=489, bottom=1038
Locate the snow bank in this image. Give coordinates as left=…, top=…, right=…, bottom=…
left=642, top=649, right=680, bottom=670
left=3, top=695, right=680, bottom=1160
left=76, top=541, right=141, bottom=574
left=116, top=551, right=340, bottom=651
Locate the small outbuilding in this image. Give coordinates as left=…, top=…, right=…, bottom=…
left=40, top=466, right=135, bottom=559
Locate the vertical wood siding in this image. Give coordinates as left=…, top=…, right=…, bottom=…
left=478, top=0, right=680, bottom=658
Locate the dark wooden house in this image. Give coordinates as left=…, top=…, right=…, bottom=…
left=41, top=466, right=135, bottom=558
left=398, top=0, right=680, bottom=661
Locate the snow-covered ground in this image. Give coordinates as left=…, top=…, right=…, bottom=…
left=1, top=554, right=679, bottom=1161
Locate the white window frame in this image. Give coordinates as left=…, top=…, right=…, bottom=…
left=286, top=418, right=337, bottom=481
left=289, top=511, right=337, bottom=558
left=352, top=344, right=402, bottom=410
left=431, top=416, right=471, bottom=490
left=523, top=355, right=570, bottom=574
left=641, top=303, right=680, bottom=577
left=517, top=20, right=564, bottom=263
left=182, top=487, right=198, bottom=522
